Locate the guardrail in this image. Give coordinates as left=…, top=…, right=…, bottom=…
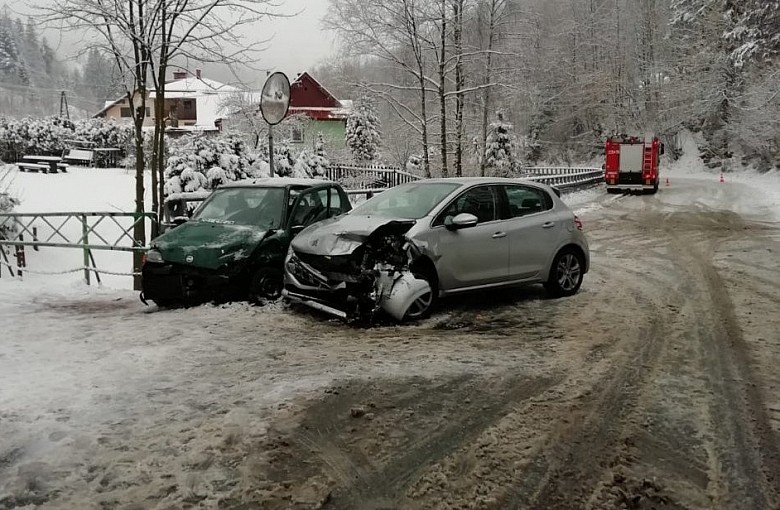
left=518, top=167, right=604, bottom=188
left=0, top=212, right=157, bottom=283
left=326, top=164, right=420, bottom=188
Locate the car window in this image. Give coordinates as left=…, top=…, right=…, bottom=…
left=503, top=185, right=552, bottom=218
left=434, top=185, right=498, bottom=226
left=290, top=187, right=345, bottom=227
left=192, top=188, right=284, bottom=228
left=329, top=187, right=346, bottom=216
left=351, top=182, right=461, bottom=219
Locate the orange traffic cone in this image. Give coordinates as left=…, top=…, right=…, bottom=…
left=720, top=172, right=724, bottom=183
left=665, top=177, right=670, bottom=187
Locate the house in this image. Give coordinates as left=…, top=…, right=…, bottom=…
left=286, top=72, right=352, bottom=147
left=94, top=69, right=238, bottom=133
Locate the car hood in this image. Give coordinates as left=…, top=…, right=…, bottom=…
left=152, top=220, right=271, bottom=270
left=292, top=214, right=416, bottom=256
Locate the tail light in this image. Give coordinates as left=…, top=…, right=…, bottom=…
left=574, top=215, right=583, bottom=231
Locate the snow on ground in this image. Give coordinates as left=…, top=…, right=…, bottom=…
left=1, top=150, right=779, bottom=507
left=3, top=166, right=152, bottom=289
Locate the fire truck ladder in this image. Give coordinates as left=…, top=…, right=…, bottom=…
left=642, top=144, right=653, bottom=173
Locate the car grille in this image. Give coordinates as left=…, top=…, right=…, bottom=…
left=296, top=252, right=356, bottom=275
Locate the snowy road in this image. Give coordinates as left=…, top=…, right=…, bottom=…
left=2, top=173, right=780, bottom=509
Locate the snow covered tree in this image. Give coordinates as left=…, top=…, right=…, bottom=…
left=346, top=95, right=381, bottom=163
left=484, top=110, right=517, bottom=176
left=274, top=144, right=295, bottom=177
left=311, top=133, right=330, bottom=176
left=292, top=150, right=316, bottom=179
left=0, top=163, right=19, bottom=239
left=164, top=134, right=261, bottom=195
left=405, top=155, right=423, bottom=176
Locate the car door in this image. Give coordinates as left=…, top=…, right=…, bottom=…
left=287, top=185, right=346, bottom=232
left=427, top=185, right=508, bottom=289
left=500, top=184, right=561, bottom=280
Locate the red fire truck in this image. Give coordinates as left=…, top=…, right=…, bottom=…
left=604, top=134, right=664, bottom=194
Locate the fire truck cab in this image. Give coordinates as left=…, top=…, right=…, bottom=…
left=604, top=134, right=664, bottom=194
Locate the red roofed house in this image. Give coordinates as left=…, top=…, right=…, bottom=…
left=286, top=72, right=352, bottom=146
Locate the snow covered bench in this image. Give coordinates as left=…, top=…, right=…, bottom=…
left=62, top=149, right=94, bottom=166
left=17, top=162, right=49, bottom=173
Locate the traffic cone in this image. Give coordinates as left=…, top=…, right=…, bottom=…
left=720, top=172, right=724, bottom=183
left=665, top=177, right=670, bottom=187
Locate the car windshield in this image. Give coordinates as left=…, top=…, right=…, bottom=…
left=192, top=187, right=285, bottom=228
left=351, top=182, right=462, bottom=219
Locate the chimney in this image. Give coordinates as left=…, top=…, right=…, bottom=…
left=173, top=70, right=187, bottom=80
left=195, top=68, right=202, bottom=79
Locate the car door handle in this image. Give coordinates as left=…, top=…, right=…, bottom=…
left=492, top=231, right=507, bottom=239
left=542, top=221, right=555, bottom=229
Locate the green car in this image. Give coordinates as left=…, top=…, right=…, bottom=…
left=141, top=178, right=351, bottom=307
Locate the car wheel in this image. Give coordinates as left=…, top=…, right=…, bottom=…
left=248, top=267, right=283, bottom=304
left=403, top=272, right=437, bottom=321
left=545, top=249, right=584, bottom=298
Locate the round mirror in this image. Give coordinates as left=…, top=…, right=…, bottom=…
left=260, top=72, right=291, bottom=125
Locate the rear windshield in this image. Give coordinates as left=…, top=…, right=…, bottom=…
left=193, top=188, right=285, bottom=228
left=352, top=182, right=462, bottom=219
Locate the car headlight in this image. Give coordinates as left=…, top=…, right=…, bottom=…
left=145, top=249, right=164, bottom=264
left=286, top=244, right=295, bottom=261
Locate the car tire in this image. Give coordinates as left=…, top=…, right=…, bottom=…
left=152, top=298, right=177, bottom=308
left=544, top=249, right=585, bottom=298
left=403, top=272, right=437, bottom=321
left=248, top=267, right=283, bottom=304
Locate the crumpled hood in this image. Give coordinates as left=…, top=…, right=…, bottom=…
left=292, top=214, right=416, bottom=256
left=152, top=220, right=269, bottom=270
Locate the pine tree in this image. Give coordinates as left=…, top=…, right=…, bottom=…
left=311, top=132, right=330, bottom=176
left=345, top=95, right=381, bottom=163
left=484, top=110, right=517, bottom=176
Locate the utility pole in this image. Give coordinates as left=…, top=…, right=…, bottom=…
left=59, top=91, right=70, bottom=120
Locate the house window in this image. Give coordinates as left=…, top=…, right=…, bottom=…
left=183, top=99, right=193, bottom=110
left=291, top=126, right=304, bottom=143
left=120, top=107, right=150, bottom=117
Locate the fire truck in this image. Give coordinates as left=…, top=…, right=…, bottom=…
left=604, top=134, right=664, bottom=194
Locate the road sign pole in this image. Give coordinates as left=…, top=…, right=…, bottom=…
left=268, top=124, right=275, bottom=177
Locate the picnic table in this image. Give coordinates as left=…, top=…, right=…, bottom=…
left=17, top=155, right=69, bottom=174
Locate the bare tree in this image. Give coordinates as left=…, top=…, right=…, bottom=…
left=42, top=0, right=283, bottom=287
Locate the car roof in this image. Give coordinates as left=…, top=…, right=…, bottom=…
left=221, top=177, right=335, bottom=189
left=412, top=177, right=544, bottom=186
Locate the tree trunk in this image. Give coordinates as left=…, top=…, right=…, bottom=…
left=420, top=74, right=431, bottom=178
left=132, top=102, right=146, bottom=291
left=438, top=0, right=448, bottom=177
left=453, top=0, right=464, bottom=177
left=480, top=1, right=498, bottom=177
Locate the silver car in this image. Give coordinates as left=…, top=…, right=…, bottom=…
left=283, top=177, right=589, bottom=321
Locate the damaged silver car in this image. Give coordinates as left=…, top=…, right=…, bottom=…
left=283, top=178, right=590, bottom=322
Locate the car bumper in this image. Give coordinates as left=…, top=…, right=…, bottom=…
left=141, top=262, right=230, bottom=303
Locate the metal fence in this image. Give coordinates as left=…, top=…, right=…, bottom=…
left=325, top=164, right=421, bottom=188
left=0, top=166, right=604, bottom=284
left=0, top=212, right=157, bottom=284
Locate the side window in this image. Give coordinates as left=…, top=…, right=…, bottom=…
left=434, top=186, right=497, bottom=226
left=290, top=187, right=341, bottom=227
left=328, top=187, right=346, bottom=216
left=504, top=185, right=551, bottom=218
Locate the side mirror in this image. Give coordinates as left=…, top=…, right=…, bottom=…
left=444, top=213, right=478, bottom=231
left=290, top=225, right=306, bottom=236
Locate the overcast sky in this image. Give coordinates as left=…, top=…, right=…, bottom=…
left=9, top=0, right=337, bottom=89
